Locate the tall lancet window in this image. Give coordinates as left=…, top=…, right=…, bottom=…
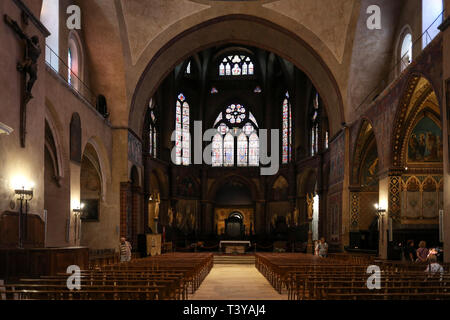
left=148, top=103, right=157, bottom=157
left=175, top=93, right=190, bottom=165
left=311, top=92, right=320, bottom=156
left=68, top=48, right=73, bottom=85
left=237, top=132, right=248, bottom=166
left=211, top=104, right=259, bottom=167
left=282, top=91, right=292, bottom=164
left=224, top=133, right=234, bottom=167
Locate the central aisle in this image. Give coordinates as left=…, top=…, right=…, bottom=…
left=190, top=264, right=288, bottom=300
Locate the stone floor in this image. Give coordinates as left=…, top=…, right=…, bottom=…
left=190, top=264, right=288, bottom=300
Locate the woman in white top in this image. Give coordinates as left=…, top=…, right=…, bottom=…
left=424, top=254, right=444, bottom=281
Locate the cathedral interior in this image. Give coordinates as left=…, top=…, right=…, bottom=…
left=1, top=0, right=450, bottom=302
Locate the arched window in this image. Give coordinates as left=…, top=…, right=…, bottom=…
left=175, top=93, right=190, bottom=165
left=212, top=133, right=223, bottom=167
left=311, top=92, right=320, bottom=156
left=400, top=33, right=412, bottom=72
left=219, top=55, right=254, bottom=76
left=211, top=104, right=259, bottom=167
left=185, top=61, right=191, bottom=75
left=422, top=0, right=443, bottom=48
left=224, top=133, right=234, bottom=167
left=68, top=32, right=83, bottom=91
left=41, top=0, right=59, bottom=72
left=68, top=48, right=72, bottom=85
left=282, top=91, right=292, bottom=164
left=237, top=132, right=248, bottom=166
left=148, top=102, right=157, bottom=157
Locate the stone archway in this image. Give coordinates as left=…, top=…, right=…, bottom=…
left=129, top=15, right=345, bottom=139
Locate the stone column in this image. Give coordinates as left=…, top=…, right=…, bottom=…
left=439, top=4, right=450, bottom=263
left=378, top=176, right=390, bottom=259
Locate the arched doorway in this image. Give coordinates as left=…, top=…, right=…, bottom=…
left=213, top=178, right=254, bottom=238
left=79, top=143, right=103, bottom=247
left=225, top=212, right=245, bottom=239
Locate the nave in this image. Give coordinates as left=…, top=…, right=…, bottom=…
left=1, top=252, right=449, bottom=300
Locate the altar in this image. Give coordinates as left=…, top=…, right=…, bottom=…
left=219, top=240, right=251, bottom=254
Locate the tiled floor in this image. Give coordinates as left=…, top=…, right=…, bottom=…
left=190, top=264, right=288, bottom=300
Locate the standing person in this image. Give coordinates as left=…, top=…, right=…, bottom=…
left=416, top=241, right=429, bottom=263
left=404, top=240, right=417, bottom=262
left=317, top=237, right=328, bottom=258
left=120, top=237, right=132, bottom=263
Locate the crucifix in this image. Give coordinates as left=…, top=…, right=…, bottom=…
left=4, top=14, right=42, bottom=148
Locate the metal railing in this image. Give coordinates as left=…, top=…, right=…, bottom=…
left=44, top=44, right=104, bottom=116
left=356, top=10, right=446, bottom=112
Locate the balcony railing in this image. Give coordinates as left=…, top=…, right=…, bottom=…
left=44, top=44, right=107, bottom=118
left=356, top=10, right=446, bottom=112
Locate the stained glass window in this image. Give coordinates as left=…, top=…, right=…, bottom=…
left=249, top=133, right=259, bottom=166
left=149, top=111, right=157, bottom=157
left=211, top=87, right=218, bottom=94
left=186, top=61, right=191, bottom=74
left=224, top=133, right=234, bottom=167
left=237, top=133, right=248, bottom=166
left=219, top=55, right=254, bottom=77
left=311, top=91, right=320, bottom=156
left=175, top=93, right=190, bottom=165
left=68, top=48, right=72, bottom=85
left=212, top=133, right=223, bottom=167
left=325, top=131, right=329, bottom=150
left=211, top=103, right=259, bottom=167
left=282, top=91, right=292, bottom=164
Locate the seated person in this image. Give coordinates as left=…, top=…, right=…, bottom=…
left=424, top=255, right=444, bottom=281
left=404, top=240, right=417, bottom=262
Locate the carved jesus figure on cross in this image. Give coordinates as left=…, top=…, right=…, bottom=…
left=4, top=14, right=41, bottom=100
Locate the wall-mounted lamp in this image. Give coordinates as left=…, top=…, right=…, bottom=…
left=13, top=180, right=34, bottom=249
left=72, top=203, right=85, bottom=245
left=374, top=203, right=386, bottom=217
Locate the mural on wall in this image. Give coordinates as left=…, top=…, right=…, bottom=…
left=407, top=116, right=443, bottom=163
left=272, top=176, right=288, bottom=201
left=175, top=200, right=198, bottom=232
left=360, top=141, right=378, bottom=189
left=128, top=131, right=142, bottom=166
left=177, top=176, right=198, bottom=198
left=400, top=175, right=443, bottom=221
left=329, top=132, right=345, bottom=186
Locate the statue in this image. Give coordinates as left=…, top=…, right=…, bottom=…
left=154, top=193, right=160, bottom=219
left=168, top=206, right=174, bottom=227
left=293, top=208, right=299, bottom=226
left=306, top=193, right=314, bottom=220
left=4, top=15, right=41, bottom=100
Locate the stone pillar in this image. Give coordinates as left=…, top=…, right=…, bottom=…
left=69, top=162, right=81, bottom=245
left=378, top=176, right=390, bottom=259
left=255, top=200, right=265, bottom=234
left=440, top=3, right=450, bottom=263
left=119, top=182, right=130, bottom=238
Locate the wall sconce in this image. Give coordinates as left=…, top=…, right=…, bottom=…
left=72, top=203, right=84, bottom=244
left=13, top=181, right=34, bottom=249
left=374, top=203, right=386, bottom=217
